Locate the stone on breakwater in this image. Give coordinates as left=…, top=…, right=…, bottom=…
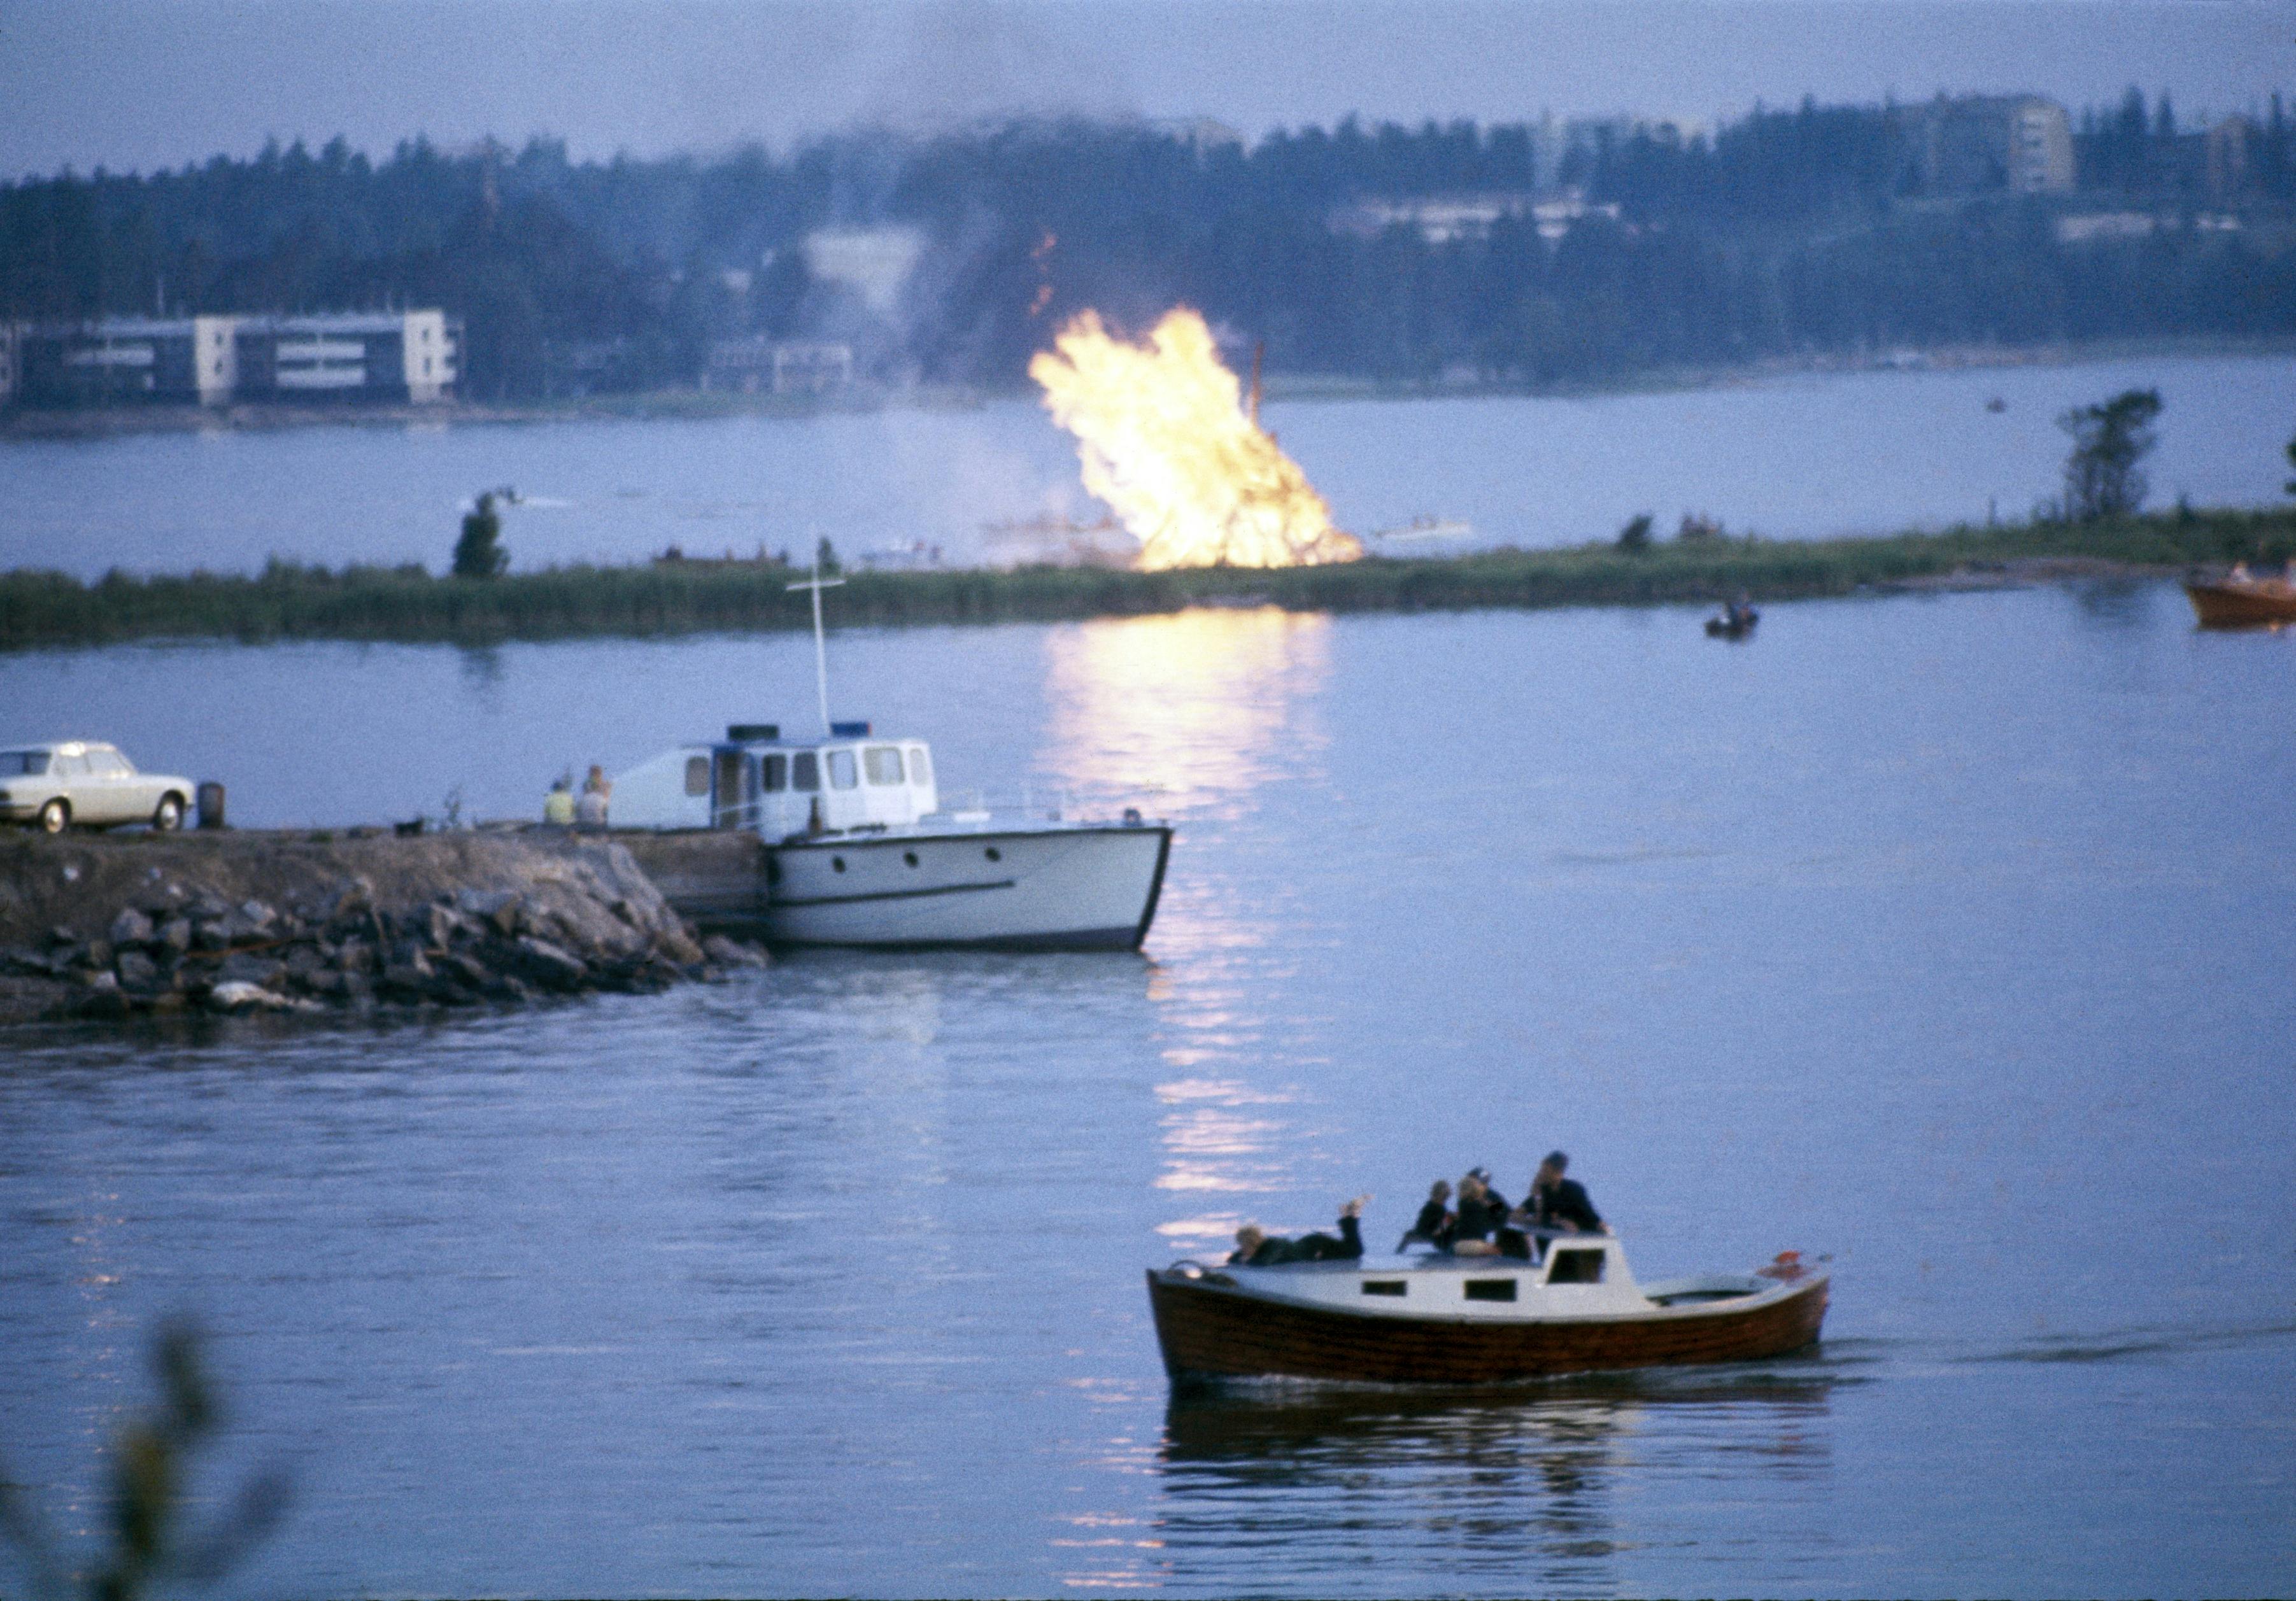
left=0, top=829, right=751, bottom=1027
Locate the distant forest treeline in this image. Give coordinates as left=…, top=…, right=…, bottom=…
left=5, top=90, right=2295, bottom=397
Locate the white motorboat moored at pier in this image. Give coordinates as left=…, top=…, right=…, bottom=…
left=609, top=722, right=1171, bottom=950
left=603, top=562, right=1172, bottom=951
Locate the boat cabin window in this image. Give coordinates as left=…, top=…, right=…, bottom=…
left=1360, top=1280, right=1407, bottom=1297
left=1463, top=1278, right=1519, bottom=1302
left=761, top=754, right=787, bottom=793
left=683, top=756, right=709, bottom=797
left=791, top=752, right=820, bottom=792
left=1547, top=1249, right=1606, bottom=1285
left=828, top=750, right=858, bottom=790
left=863, top=745, right=904, bottom=786
left=907, top=747, right=932, bottom=787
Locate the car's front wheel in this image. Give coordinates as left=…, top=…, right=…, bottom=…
left=36, top=798, right=69, bottom=834
left=153, top=793, right=185, bottom=831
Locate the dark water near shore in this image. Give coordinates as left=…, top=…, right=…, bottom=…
left=4, top=351, right=2294, bottom=579
left=3, top=585, right=2293, bottom=1596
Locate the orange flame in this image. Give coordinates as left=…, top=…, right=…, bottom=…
left=1028, top=308, right=1364, bottom=570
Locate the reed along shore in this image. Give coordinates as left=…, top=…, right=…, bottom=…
left=4, top=508, right=2291, bottom=651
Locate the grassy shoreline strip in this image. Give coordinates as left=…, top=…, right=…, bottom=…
left=4, top=509, right=2292, bottom=651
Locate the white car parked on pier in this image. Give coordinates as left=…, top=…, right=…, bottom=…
left=0, top=741, right=195, bottom=833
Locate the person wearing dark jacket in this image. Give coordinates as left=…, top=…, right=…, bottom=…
left=1230, top=1195, right=1370, bottom=1265
left=1450, top=1171, right=1508, bottom=1255
left=1398, top=1180, right=1454, bottom=1251
left=1524, top=1151, right=1604, bottom=1235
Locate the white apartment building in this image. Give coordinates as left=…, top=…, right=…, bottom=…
left=10, top=309, right=458, bottom=408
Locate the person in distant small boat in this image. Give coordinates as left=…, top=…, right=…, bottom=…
left=1397, top=1180, right=1454, bottom=1251
left=1229, top=1195, right=1370, bottom=1266
left=1522, top=1151, right=1605, bottom=1236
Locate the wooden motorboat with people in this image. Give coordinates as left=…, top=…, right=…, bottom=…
left=2185, top=568, right=2296, bottom=628
left=1147, top=1231, right=1827, bottom=1386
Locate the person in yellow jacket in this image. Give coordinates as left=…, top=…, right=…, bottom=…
left=542, top=775, right=576, bottom=825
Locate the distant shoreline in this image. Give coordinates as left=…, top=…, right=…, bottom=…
left=3, top=507, right=2289, bottom=652
left=4, top=335, right=2290, bottom=444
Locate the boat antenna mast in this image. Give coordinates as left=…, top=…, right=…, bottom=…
left=786, top=540, right=846, bottom=738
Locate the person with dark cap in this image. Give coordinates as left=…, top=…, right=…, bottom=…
left=1522, top=1151, right=1604, bottom=1236
left=1229, top=1195, right=1371, bottom=1266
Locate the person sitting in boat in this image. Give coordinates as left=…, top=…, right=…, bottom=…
left=1521, top=1151, right=1606, bottom=1239
left=1229, top=1195, right=1370, bottom=1266
left=1449, top=1171, right=1508, bottom=1257
left=1396, top=1180, right=1454, bottom=1252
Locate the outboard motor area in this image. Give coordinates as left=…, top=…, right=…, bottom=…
left=610, top=726, right=939, bottom=836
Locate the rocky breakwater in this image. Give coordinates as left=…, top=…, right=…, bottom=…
left=0, top=829, right=762, bottom=1026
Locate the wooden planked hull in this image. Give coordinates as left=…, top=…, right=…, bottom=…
left=1147, top=1267, right=1828, bottom=1385
left=2186, top=582, right=2296, bottom=628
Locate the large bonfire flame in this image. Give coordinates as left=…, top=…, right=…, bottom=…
left=1029, top=308, right=1364, bottom=570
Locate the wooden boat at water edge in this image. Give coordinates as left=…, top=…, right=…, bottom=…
left=2185, top=577, right=2296, bottom=628
left=1147, top=1234, right=1827, bottom=1386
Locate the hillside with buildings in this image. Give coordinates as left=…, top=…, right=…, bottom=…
left=2, top=90, right=2292, bottom=413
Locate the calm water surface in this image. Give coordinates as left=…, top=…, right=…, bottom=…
left=3, top=351, right=2293, bottom=578
left=2, top=587, right=2292, bottom=1596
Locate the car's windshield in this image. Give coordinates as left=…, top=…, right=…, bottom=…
left=0, top=751, right=51, bottom=777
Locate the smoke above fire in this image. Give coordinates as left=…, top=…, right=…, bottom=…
left=1029, top=309, right=1364, bottom=570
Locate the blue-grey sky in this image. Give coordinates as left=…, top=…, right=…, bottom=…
left=2, top=0, right=2290, bottom=178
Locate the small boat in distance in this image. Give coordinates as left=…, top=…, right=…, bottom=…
left=1705, top=602, right=1759, bottom=638
left=2186, top=567, right=2296, bottom=628
left=1146, top=1232, right=1826, bottom=1386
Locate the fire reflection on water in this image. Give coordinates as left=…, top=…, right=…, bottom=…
left=1038, top=608, right=1339, bottom=1248
left=1037, top=605, right=1333, bottom=822
left=1150, top=1076, right=1303, bottom=1255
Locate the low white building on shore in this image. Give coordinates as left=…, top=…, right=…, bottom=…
left=9, top=309, right=458, bottom=409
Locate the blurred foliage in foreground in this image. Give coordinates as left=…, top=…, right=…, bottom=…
left=0, top=1322, right=288, bottom=1601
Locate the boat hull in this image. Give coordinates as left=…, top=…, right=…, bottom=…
left=764, top=824, right=1172, bottom=950
left=2186, top=581, right=2296, bottom=628
left=1146, top=1266, right=1827, bottom=1385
